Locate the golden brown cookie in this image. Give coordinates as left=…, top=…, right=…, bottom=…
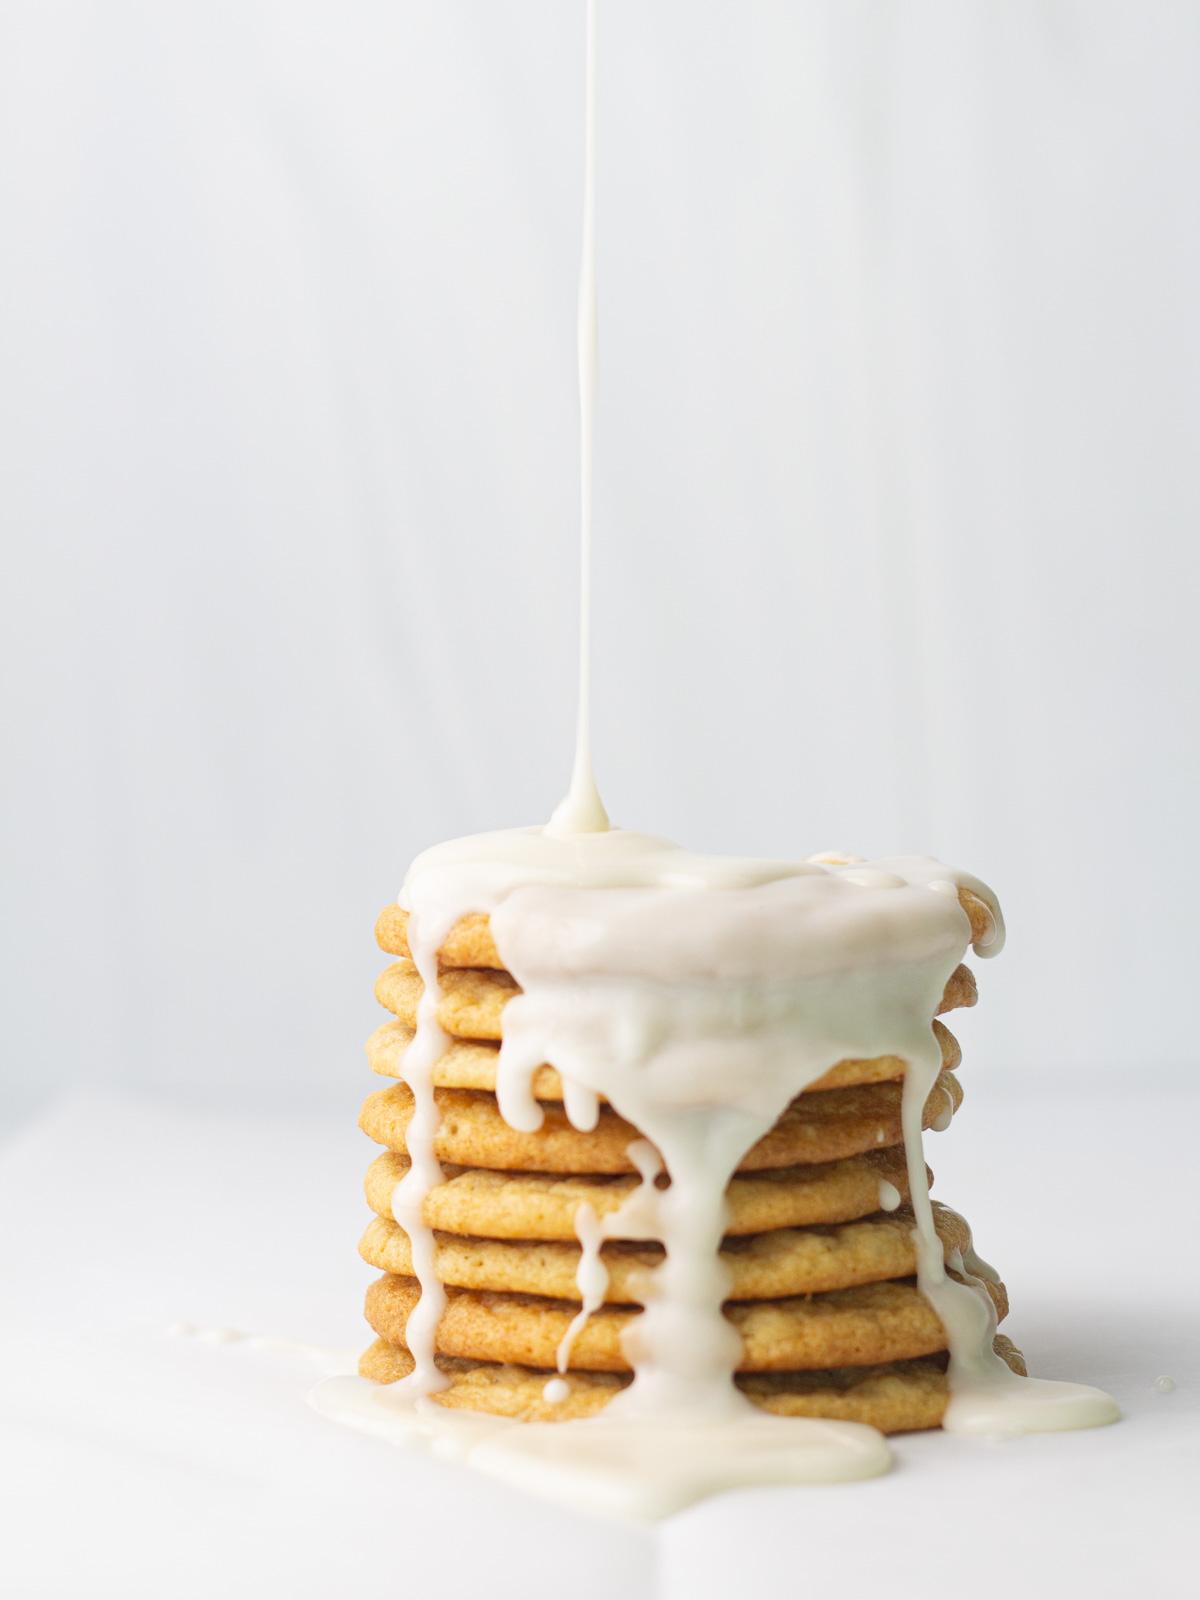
left=374, top=961, right=975, bottom=1042
left=374, top=962, right=520, bottom=1040
left=358, top=1071, right=962, bottom=1175
left=739, top=1335, right=1026, bottom=1429
left=376, top=897, right=994, bottom=970
left=365, top=1024, right=570, bottom=1100
left=357, top=1202, right=969, bottom=1300
left=360, top=1339, right=625, bottom=1417
left=363, top=1146, right=927, bottom=1239
left=364, top=1017, right=961, bottom=1096
left=357, top=1335, right=1026, bottom=1431
left=363, top=1270, right=1006, bottom=1372
left=375, top=906, right=497, bottom=967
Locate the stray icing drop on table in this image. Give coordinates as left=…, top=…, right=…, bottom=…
left=310, top=1378, right=890, bottom=1519
left=169, top=1323, right=359, bottom=1376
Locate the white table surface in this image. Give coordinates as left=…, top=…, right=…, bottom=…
left=1, top=1083, right=1195, bottom=1600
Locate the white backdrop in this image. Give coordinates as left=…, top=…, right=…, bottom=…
left=2, top=1, right=1198, bottom=1121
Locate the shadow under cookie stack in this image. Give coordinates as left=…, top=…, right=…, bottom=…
left=356, top=893, right=1025, bottom=1433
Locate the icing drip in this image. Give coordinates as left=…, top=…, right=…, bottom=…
left=387, top=912, right=450, bottom=1396
left=940, top=1205, right=1000, bottom=1282
left=553, top=1140, right=663, bottom=1378
left=380, top=829, right=1114, bottom=1481
left=483, top=860, right=981, bottom=1424
left=928, top=1083, right=955, bottom=1133
left=311, top=1373, right=889, bottom=1518
left=168, top=1324, right=358, bottom=1375
left=554, top=1202, right=608, bottom=1374
left=908, top=1190, right=1118, bottom=1436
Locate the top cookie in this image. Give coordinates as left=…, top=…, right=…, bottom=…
left=376, top=892, right=996, bottom=970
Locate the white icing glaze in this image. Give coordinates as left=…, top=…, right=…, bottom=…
left=324, top=0, right=1118, bottom=1515
left=555, top=1202, right=608, bottom=1373
left=387, top=929, right=450, bottom=1396
left=928, top=1086, right=955, bottom=1133
left=384, top=825, right=1115, bottom=1482
left=309, top=1378, right=890, bottom=1518
left=554, top=1139, right=662, bottom=1374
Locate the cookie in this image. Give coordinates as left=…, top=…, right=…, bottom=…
left=375, top=905, right=496, bottom=968
left=357, top=1201, right=969, bottom=1300
left=363, top=1146, right=926, bottom=1238
left=374, top=962, right=975, bottom=1043
left=362, top=1270, right=1007, bottom=1372
left=357, top=1071, right=962, bottom=1174
left=364, top=1016, right=961, bottom=1096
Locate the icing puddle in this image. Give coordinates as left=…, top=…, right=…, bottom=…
left=309, top=1378, right=890, bottom=1518
left=168, top=1324, right=1116, bottom=1519
left=309, top=1364, right=1118, bottom=1519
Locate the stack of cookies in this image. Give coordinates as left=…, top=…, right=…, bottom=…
left=356, top=902, right=1024, bottom=1432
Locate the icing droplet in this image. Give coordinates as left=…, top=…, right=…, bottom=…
left=555, top=1201, right=610, bottom=1373
left=930, top=1091, right=954, bottom=1133
left=554, top=1141, right=665, bottom=1374
left=877, top=1179, right=902, bottom=1212
left=1153, top=1375, right=1176, bottom=1393
left=543, top=1377, right=571, bottom=1405
left=546, top=0, right=609, bottom=842
left=562, top=1076, right=601, bottom=1132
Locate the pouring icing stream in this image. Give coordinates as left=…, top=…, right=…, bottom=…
left=548, top=0, right=609, bottom=839
left=309, top=0, right=1118, bottom=1517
